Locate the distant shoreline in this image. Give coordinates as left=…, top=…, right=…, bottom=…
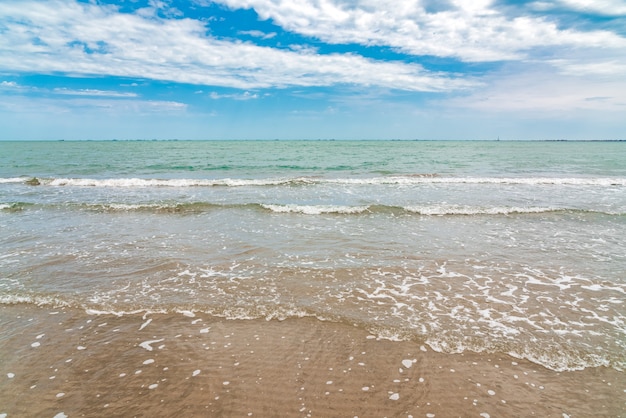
left=1, top=138, right=625, bottom=142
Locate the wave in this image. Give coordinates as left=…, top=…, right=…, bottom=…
left=261, top=204, right=371, bottom=215
left=0, top=202, right=35, bottom=212
left=3, top=201, right=620, bottom=216
left=5, top=175, right=626, bottom=187
left=0, top=177, right=29, bottom=184
left=261, top=204, right=578, bottom=216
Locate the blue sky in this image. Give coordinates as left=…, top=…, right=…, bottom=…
left=1, top=0, right=625, bottom=140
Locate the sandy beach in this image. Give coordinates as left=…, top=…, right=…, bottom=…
left=1, top=305, right=624, bottom=417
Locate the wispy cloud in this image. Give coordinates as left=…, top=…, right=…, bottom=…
left=1, top=80, right=140, bottom=98
left=210, top=91, right=261, bottom=100
left=1, top=81, right=20, bottom=88
left=0, top=95, right=187, bottom=114
left=238, top=30, right=277, bottom=39
left=442, top=63, right=626, bottom=113
left=549, top=58, right=626, bottom=76
left=53, top=88, right=138, bottom=97
left=553, top=0, right=626, bottom=16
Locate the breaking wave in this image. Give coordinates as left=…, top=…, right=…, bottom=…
left=7, top=175, right=626, bottom=187
left=2, top=201, right=620, bottom=216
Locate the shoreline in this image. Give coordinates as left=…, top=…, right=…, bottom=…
left=1, top=305, right=624, bottom=417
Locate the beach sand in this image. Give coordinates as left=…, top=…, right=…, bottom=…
left=1, top=305, right=624, bottom=417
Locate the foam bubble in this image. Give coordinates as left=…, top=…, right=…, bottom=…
left=139, top=318, right=152, bottom=331
left=139, top=339, right=164, bottom=351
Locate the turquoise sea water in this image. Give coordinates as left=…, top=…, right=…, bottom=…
left=1, top=140, right=625, bottom=372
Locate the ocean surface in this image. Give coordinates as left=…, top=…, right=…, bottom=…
left=1, top=140, right=625, bottom=373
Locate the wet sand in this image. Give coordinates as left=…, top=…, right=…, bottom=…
left=1, top=305, right=624, bottom=417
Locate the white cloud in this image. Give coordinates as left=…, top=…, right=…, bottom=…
left=550, top=59, right=626, bottom=76
left=213, top=0, right=626, bottom=62
left=442, top=63, right=626, bottom=113
left=210, top=91, right=260, bottom=99
left=1, top=80, right=139, bottom=97
left=1, top=81, right=19, bottom=88
left=238, top=29, right=277, bottom=39
left=0, top=95, right=187, bottom=114
left=555, top=0, right=626, bottom=16
left=0, top=0, right=473, bottom=92
left=53, top=88, right=138, bottom=97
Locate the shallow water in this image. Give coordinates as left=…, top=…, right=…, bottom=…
left=1, top=140, right=625, bottom=415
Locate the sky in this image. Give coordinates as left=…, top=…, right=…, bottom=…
left=1, top=0, right=625, bottom=140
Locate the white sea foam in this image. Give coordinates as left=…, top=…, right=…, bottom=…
left=403, top=205, right=557, bottom=216
left=139, top=339, right=164, bottom=351
left=261, top=204, right=369, bottom=215
left=0, top=177, right=27, bottom=184
left=46, top=177, right=294, bottom=187
left=0, top=294, right=71, bottom=308
left=84, top=308, right=164, bottom=317
left=30, top=175, right=626, bottom=188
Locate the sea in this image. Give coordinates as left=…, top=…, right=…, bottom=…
left=1, top=140, right=625, bottom=416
